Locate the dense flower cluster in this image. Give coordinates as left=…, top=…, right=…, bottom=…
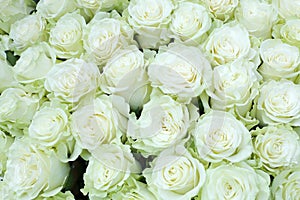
left=0, top=0, right=300, bottom=199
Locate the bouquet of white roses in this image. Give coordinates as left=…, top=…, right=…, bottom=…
left=1, top=0, right=300, bottom=199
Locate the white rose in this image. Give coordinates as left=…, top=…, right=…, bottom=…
left=273, top=0, right=300, bottom=19
left=81, top=144, right=138, bottom=199
left=0, top=88, right=39, bottom=136
left=0, top=130, right=13, bottom=176
left=113, top=69, right=152, bottom=111
left=0, top=181, right=11, bottom=199
left=28, top=107, right=68, bottom=147
left=148, top=43, right=212, bottom=103
left=143, top=145, right=206, bottom=200
left=0, top=59, right=18, bottom=92
left=126, top=0, right=174, bottom=49
left=235, top=0, right=277, bottom=39
left=112, top=177, right=157, bottom=200
left=101, top=0, right=129, bottom=12
left=279, top=19, right=300, bottom=47
left=100, top=45, right=144, bottom=94
left=13, top=42, right=56, bottom=84
left=0, top=35, right=9, bottom=60
left=0, top=0, right=35, bottom=33
left=71, top=95, right=126, bottom=151
left=49, top=12, right=86, bottom=59
left=75, top=0, right=102, bottom=19
left=76, top=0, right=102, bottom=9
left=207, top=59, right=261, bottom=116
left=257, top=80, right=300, bottom=126
left=128, top=92, right=198, bottom=157
left=204, top=0, right=238, bottom=21
left=100, top=45, right=151, bottom=110
left=44, top=58, right=100, bottom=103
left=9, top=13, right=46, bottom=52
left=271, top=167, right=300, bottom=200
left=3, top=139, right=70, bottom=199
left=192, top=110, right=252, bottom=163
left=169, top=2, right=211, bottom=45
left=29, top=102, right=80, bottom=162
left=205, top=22, right=252, bottom=66
left=252, top=125, right=300, bottom=175
left=259, top=39, right=300, bottom=81
left=201, top=162, right=270, bottom=200
left=83, top=11, right=134, bottom=66
left=36, top=0, right=76, bottom=21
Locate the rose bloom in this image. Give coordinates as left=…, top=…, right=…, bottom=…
left=111, top=177, right=157, bottom=200
left=29, top=102, right=79, bottom=162
left=76, top=0, right=102, bottom=9
left=273, top=0, right=300, bottom=19
left=44, top=58, right=100, bottom=103
left=279, top=19, right=300, bottom=47
left=71, top=95, right=128, bottom=152
left=83, top=11, right=134, bottom=66
left=201, top=162, right=270, bottom=200
left=127, top=91, right=198, bottom=157
left=100, top=45, right=151, bottom=110
left=126, top=0, right=174, bottom=49
left=0, top=59, right=18, bottom=93
left=0, top=0, right=35, bottom=33
left=257, top=80, right=300, bottom=126
left=36, top=0, right=76, bottom=21
left=235, top=0, right=277, bottom=39
left=271, top=167, right=300, bottom=200
left=100, top=45, right=144, bottom=93
left=148, top=43, right=212, bottom=103
left=14, top=42, right=56, bottom=83
left=28, top=106, right=69, bottom=147
left=169, top=1, right=211, bottom=45
left=3, top=139, right=70, bottom=199
left=0, top=130, right=13, bottom=176
left=143, top=145, right=206, bottom=200
left=204, top=22, right=254, bottom=66
left=81, top=144, right=139, bottom=199
left=101, top=0, right=129, bottom=12
left=207, top=59, right=261, bottom=117
left=259, top=39, right=300, bottom=81
left=49, top=12, right=86, bottom=59
left=13, top=42, right=56, bottom=93
left=0, top=88, right=39, bottom=136
left=252, top=125, right=300, bottom=175
left=192, top=110, right=252, bottom=163
left=204, top=0, right=238, bottom=21
left=9, top=13, right=46, bottom=53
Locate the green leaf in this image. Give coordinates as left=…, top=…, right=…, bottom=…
left=5, top=51, right=19, bottom=66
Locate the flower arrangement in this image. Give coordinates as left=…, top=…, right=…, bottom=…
left=0, top=0, right=300, bottom=199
